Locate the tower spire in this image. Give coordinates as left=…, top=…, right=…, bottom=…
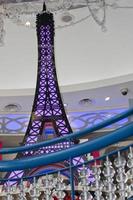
left=43, top=2, right=46, bottom=11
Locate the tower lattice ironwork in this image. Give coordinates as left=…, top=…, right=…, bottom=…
left=6, top=5, right=93, bottom=184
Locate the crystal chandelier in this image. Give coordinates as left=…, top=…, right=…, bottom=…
left=0, top=0, right=133, bottom=46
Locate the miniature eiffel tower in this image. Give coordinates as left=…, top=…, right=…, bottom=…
left=6, top=3, right=92, bottom=183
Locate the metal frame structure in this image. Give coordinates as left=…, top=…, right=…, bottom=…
left=6, top=6, right=88, bottom=190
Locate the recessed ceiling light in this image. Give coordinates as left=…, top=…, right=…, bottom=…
left=25, top=21, right=31, bottom=27
left=61, top=12, right=75, bottom=23
left=64, top=103, right=68, bottom=107
left=3, top=103, right=21, bottom=112
left=105, top=97, right=110, bottom=101
left=79, top=98, right=93, bottom=106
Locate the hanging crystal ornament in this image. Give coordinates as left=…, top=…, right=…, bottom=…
left=53, top=173, right=66, bottom=200
left=103, top=156, right=116, bottom=200
left=126, top=146, right=133, bottom=199
left=0, top=185, right=4, bottom=197
left=92, top=162, right=104, bottom=200
left=29, top=177, right=41, bottom=200
left=39, top=175, right=55, bottom=200
left=45, top=0, right=62, bottom=12
left=86, top=0, right=106, bottom=32
left=18, top=179, right=28, bottom=200
left=127, top=184, right=133, bottom=199
left=11, top=184, right=19, bottom=195
left=127, top=146, right=133, bottom=177
left=61, top=0, right=72, bottom=10
left=79, top=165, right=93, bottom=200
left=3, top=182, right=14, bottom=200
left=114, top=151, right=128, bottom=200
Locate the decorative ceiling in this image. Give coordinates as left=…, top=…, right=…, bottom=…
left=0, top=0, right=133, bottom=113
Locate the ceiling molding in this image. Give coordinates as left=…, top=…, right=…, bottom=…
left=61, top=73, right=133, bottom=93
left=0, top=73, right=133, bottom=96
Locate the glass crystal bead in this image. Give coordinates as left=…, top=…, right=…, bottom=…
left=117, top=190, right=128, bottom=198
left=93, top=181, right=104, bottom=190
left=104, top=160, right=112, bottom=167
left=6, top=195, right=13, bottom=200
left=116, top=173, right=127, bottom=183
left=105, top=193, right=117, bottom=200
left=93, top=167, right=101, bottom=175
left=44, top=189, right=51, bottom=195
left=11, top=185, right=17, bottom=193
left=103, top=166, right=115, bottom=177
left=126, top=169, right=133, bottom=179
left=80, top=192, right=93, bottom=200
left=127, top=159, right=133, bottom=168
left=127, top=184, right=133, bottom=195
left=80, top=169, right=88, bottom=177
left=56, top=181, right=66, bottom=191
left=103, top=179, right=112, bottom=185
left=80, top=178, right=88, bottom=186
left=30, top=188, right=40, bottom=197
left=114, top=156, right=126, bottom=167
left=95, top=190, right=104, bottom=198
left=55, top=191, right=66, bottom=199
left=117, top=188, right=128, bottom=198
left=104, top=183, right=116, bottom=192
left=18, top=194, right=27, bottom=200
left=128, top=151, right=133, bottom=159
left=47, top=175, right=53, bottom=180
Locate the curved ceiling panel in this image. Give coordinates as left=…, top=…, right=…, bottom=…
left=0, top=7, right=133, bottom=92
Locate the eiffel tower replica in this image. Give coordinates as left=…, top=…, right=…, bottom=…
left=6, top=3, right=91, bottom=183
